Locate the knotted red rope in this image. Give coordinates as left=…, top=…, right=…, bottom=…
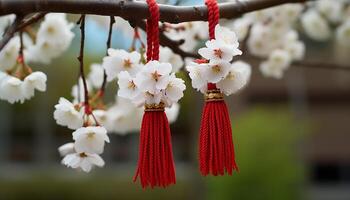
left=198, top=0, right=238, bottom=176
left=133, top=0, right=176, bottom=188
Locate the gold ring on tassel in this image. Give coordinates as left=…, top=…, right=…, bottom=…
left=144, top=102, right=165, bottom=111
left=204, top=89, right=224, bottom=102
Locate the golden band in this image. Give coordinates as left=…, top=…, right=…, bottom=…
left=144, top=102, right=165, bottom=111
left=204, top=89, right=224, bottom=102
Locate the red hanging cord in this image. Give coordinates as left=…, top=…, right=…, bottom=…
left=198, top=0, right=239, bottom=176
left=134, top=0, right=176, bottom=188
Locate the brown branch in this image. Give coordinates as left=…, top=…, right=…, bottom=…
left=0, top=0, right=309, bottom=23
left=15, top=12, right=46, bottom=31
left=0, top=13, right=46, bottom=51
left=132, top=20, right=199, bottom=59
left=0, top=14, right=25, bottom=51
left=77, top=15, right=90, bottom=109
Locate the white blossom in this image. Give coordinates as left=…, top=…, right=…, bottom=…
left=336, top=21, right=350, bottom=47
left=259, top=49, right=291, bottom=79
left=62, top=152, right=105, bottom=173
left=205, top=61, right=231, bottom=84
left=105, top=96, right=143, bottom=134
left=217, top=61, right=251, bottom=96
left=230, top=17, right=252, bottom=41
left=283, top=41, right=305, bottom=61
left=88, top=63, right=104, bottom=89
left=73, top=126, right=110, bottom=154
left=186, top=62, right=208, bottom=93
left=53, top=97, right=84, bottom=130
left=165, top=103, right=180, bottom=124
left=164, top=22, right=208, bottom=51
left=198, top=25, right=242, bottom=63
left=58, top=143, right=75, bottom=156
left=0, top=15, right=15, bottom=35
left=159, top=46, right=183, bottom=72
left=71, top=78, right=92, bottom=103
left=162, top=73, right=186, bottom=106
left=102, top=49, right=141, bottom=81
left=0, top=74, right=24, bottom=103
left=0, top=36, right=19, bottom=71
left=117, top=71, right=140, bottom=100
left=134, top=60, right=171, bottom=94
left=316, top=0, right=344, bottom=23
left=22, top=71, right=47, bottom=100
left=301, top=10, right=331, bottom=41
left=28, top=13, right=74, bottom=64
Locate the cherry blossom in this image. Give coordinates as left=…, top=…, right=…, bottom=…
left=87, top=63, right=104, bottom=89
left=102, top=49, right=141, bottom=81
left=58, top=143, right=75, bottom=156
left=73, top=126, right=110, bottom=154
left=186, top=62, right=208, bottom=93
left=205, top=61, right=231, bottom=84
left=259, top=49, right=291, bottom=79
left=62, top=152, right=105, bottom=172
left=53, top=97, right=84, bottom=130
left=159, top=46, right=184, bottom=73
left=0, top=74, right=24, bottom=103
left=117, top=71, right=140, bottom=100
left=27, top=13, right=74, bottom=64
left=217, top=61, right=251, bottom=96
left=22, top=71, right=47, bottom=100
left=301, top=10, right=331, bottom=41
left=162, top=73, right=186, bottom=106
left=134, top=60, right=171, bottom=94
left=0, top=36, right=19, bottom=71
left=165, top=103, right=180, bottom=124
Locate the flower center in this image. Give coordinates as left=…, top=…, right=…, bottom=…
left=214, top=49, right=223, bottom=58
left=212, top=65, right=221, bottom=73
left=47, top=26, right=55, bottom=34
left=128, top=80, right=136, bottom=90
left=79, top=152, right=87, bottom=158
left=151, top=71, right=162, bottom=81
left=87, top=132, right=95, bottom=139
left=123, top=59, right=132, bottom=68
left=227, top=72, right=235, bottom=80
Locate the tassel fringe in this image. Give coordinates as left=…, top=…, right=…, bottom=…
left=134, top=111, right=176, bottom=188
left=199, top=85, right=238, bottom=176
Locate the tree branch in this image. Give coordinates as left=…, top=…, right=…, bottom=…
left=0, top=14, right=24, bottom=50
left=0, top=0, right=308, bottom=23
left=15, top=12, right=46, bottom=31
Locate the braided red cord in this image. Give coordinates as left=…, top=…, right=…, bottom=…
left=146, top=0, right=159, bottom=61
left=198, top=0, right=238, bottom=177
left=205, top=0, right=219, bottom=40
left=135, top=0, right=175, bottom=188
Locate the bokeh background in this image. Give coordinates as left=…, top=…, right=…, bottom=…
left=1, top=0, right=350, bottom=199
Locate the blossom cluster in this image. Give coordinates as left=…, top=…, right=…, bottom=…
left=117, top=60, right=186, bottom=107
left=54, top=97, right=110, bottom=172
left=0, top=14, right=74, bottom=103
left=231, top=4, right=305, bottom=79
left=186, top=25, right=251, bottom=95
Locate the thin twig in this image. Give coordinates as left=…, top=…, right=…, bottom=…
left=99, top=16, right=115, bottom=95
left=77, top=15, right=90, bottom=110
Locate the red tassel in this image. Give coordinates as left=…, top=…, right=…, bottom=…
left=199, top=83, right=238, bottom=176
left=134, top=109, right=176, bottom=188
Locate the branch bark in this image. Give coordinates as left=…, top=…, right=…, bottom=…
left=0, top=15, right=24, bottom=50
left=0, top=0, right=308, bottom=23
